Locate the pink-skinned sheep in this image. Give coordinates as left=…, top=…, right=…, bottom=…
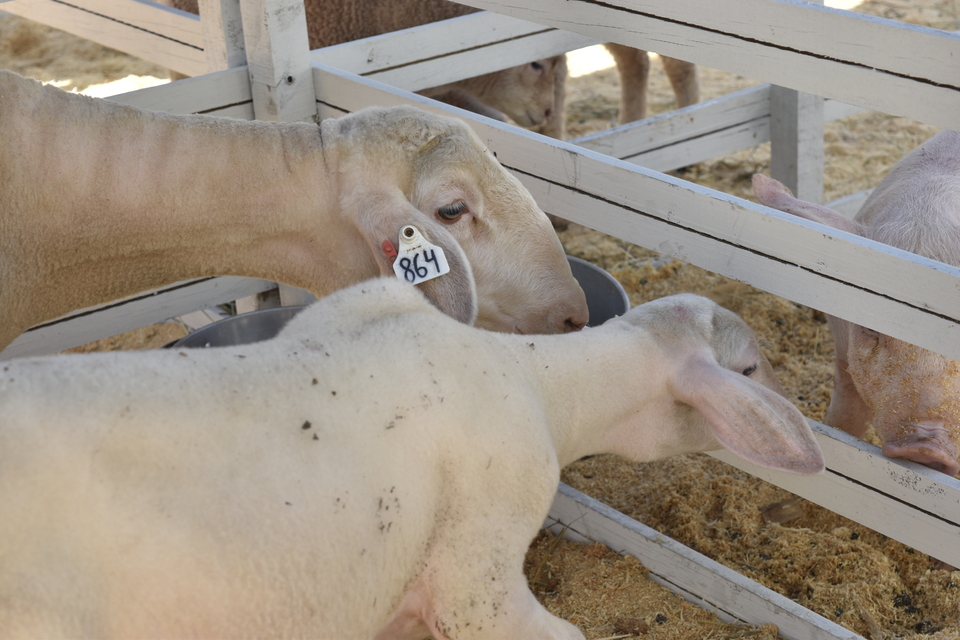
left=753, top=129, right=960, bottom=477
left=0, top=277, right=824, bottom=640
left=0, top=71, right=588, bottom=353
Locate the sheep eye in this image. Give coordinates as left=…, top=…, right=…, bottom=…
left=437, top=200, right=467, bottom=221
left=531, top=61, right=544, bottom=71
left=742, top=363, right=758, bottom=377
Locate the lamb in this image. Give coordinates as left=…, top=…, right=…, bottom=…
left=753, top=129, right=960, bottom=477
left=0, top=276, right=824, bottom=640
left=0, top=70, right=588, bottom=352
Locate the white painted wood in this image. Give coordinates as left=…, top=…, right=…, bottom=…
left=770, top=86, right=824, bottom=203
left=572, top=85, right=863, bottom=173
left=277, top=284, right=317, bottom=307
left=545, top=484, right=863, bottom=640
left=2, top=0, right=207, bottom=76
left=198, top=0, right=246, bottom=72
left=310, top=11, right=588, bottom=74
left=709, top=420, right=960, bottom=568
left=770, top=0, right=824, bottom=203
left=453, top=0, right=960, bottom=130
left=105, top=66, right=251, bottom=115
left=238, top=0, right=315, bottom=123
left=56, top=0, right=204, bottom=47
left=572, top=84, right=771, bottom=161
left=310, top=12, right=596, bottom=91
left=0, top=278, right=276, bottom=360
left=311, top=65, right=960, bottom=362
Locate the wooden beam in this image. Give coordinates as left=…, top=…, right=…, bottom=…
left=453, top=0, right=960, bottom=131
left=310, top=11, right=596, bottom=91
left=238, top=0, right=315, bottom=122
left=0, top=278, right=277, bottom=360
left=2, top=0, right=207, bottom=76
left=198, top=0, right=247, bottom=72
left=709, top=420, right=960, bottom=568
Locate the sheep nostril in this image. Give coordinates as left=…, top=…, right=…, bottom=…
left=564, top=318, right=586, bottom=332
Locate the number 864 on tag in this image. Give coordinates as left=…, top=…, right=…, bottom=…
left=393, top=225, right=450, bottom=285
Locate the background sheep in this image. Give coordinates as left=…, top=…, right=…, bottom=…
left=163, top=0, right=697, bottom=139
left=0, top=71, right=588, bottom=352
left=0, top=277, right=823, bottom=640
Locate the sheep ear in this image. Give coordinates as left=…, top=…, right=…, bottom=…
left=354, top=190, right=478, bottom=325
left=752, top=174, right=863, bottom=235
left=671, top=357, right=825, bottom=474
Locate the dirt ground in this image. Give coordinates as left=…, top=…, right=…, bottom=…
left=2, top=1, right=959, bottom=637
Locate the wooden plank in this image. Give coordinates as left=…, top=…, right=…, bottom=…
left=239, top=0, right=315, bottom=122
left=571, top=84, right=771, bottom=161
left=0, top=278, right=276, bottom=360
left=105, top=66, right=251, bottom=115
left=311, top=65, right=960, bottom=363
left=770, top=85, right=824, bottom=203
left=2, top=0, right=207, bottom=76
left=546, top=484, right=863, bottom=640
left=453, top=0, right=960, bottom=131
left=709, top=420, right=960, bottom=568
left=59, top=0, right=203, bottom=47
left=560, top=84, right=862, bottom=173
left=362, top=30, right=594, bottom=94
left=310, top=12, right=595, bottom=92
left=197, top=0, right=246, bottom=73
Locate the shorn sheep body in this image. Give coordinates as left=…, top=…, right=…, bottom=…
left=0, top=277, right=824, bottom=639
left=0, top=71, right=587, bottom=353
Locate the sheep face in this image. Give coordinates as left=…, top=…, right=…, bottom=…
left=336, top=106, right=588, bottom=334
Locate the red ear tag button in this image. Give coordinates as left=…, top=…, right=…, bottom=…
left=381, top=240, right=398, bottom=265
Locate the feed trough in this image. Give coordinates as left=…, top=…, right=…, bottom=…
left=174, top=256, right=629, bottom=348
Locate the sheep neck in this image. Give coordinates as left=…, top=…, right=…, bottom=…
left=9, top=86, right=379, bottom=328
left=517, top=323, right=674, bottom=469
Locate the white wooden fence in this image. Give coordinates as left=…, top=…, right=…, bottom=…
left=2, top=0, right=959, bottom=637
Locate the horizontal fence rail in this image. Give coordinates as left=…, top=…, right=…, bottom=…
left=2, top=0, right=207, bottom=76
left=1, top=277, right=277, bottom=360
left=455, top=0, right=960, bottom=131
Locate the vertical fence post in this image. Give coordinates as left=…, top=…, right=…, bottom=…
left=198, top=0, right=247, bottom=72
left=238, top=0, right=316, bottom=123
left=769, top=0, right=824, bottom=203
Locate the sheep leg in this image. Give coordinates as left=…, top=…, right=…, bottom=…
left=604, top=43, right=650, bottom=124
left=661, top=56, right=700, bottom=108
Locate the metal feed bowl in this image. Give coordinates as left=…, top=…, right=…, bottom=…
left=173, top=256, right=630, bottom=348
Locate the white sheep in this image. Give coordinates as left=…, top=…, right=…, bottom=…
left=0, top=70, right=588, bottom=352
left=163, top=0, right=697, bottom=139
left=0, top=277, right=824, bottom=640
